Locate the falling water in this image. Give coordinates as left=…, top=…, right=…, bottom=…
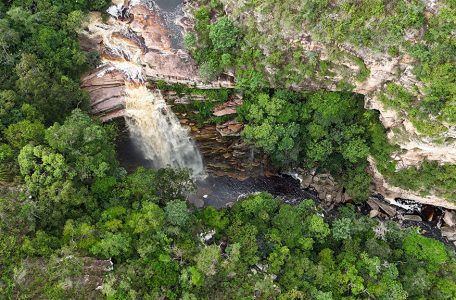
left=124, top=83, right=204, bottom=175
left=102, top=0, right=204, bottom=175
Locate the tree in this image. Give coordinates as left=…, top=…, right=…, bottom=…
left=195, top=245, right=221, bottom=276
left=90, top=232, right=132, bottom=260
left=402, top=231, right=449, bottom=271
left=209, top=17, right=239, bottom=52
left=4, top=120, right=45, bottom=150
left=45, top=109, right=118, bottom=181
left=165, top=200, right=190, bottom=227
left=332, top=218, right=352, bottom=241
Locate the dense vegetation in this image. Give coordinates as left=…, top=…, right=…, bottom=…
left=187, top=0, right=456, bottom=203
left=188, top=0, right=456, bottom=134
left=239, top=90, right=374, bottom=201
left=0, top=0, right=111, bottom=181
left=0, top=1, right=455, bottom=299
left=3, top=169, right=456, bottom=298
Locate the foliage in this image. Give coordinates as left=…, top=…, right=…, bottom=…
left=185, top=2, right=240, bottom=81
left=190, top=0, right=455, bottom=135
left=0, top=0, right=111, bottom=182
left=241, top=90, right=373, bottom=201
left=3, top=162, right=456, bottom=299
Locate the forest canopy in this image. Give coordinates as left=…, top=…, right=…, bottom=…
left=0, top=0, right=455, bottom=299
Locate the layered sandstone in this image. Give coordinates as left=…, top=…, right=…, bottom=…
left=81, top=1, right=234, bottom=121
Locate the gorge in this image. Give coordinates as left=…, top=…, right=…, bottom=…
left=80, top=0, right=456, bottom=240
left=2, top=0, right=456, bottom=297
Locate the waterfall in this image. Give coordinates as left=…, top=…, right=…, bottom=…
left=124, top=83, right=204, bottom=175
left=99, top=1, right=205, bottom=176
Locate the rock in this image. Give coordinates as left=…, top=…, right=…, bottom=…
left=216, top=121, right=244, bottom=137
left=301, top=175, right=313, bottom=188
left=334, top=190, right=343, bottom=203
left=422, top=206, right=436, bottom=222
left=369, top=210, right=379, bottom=218
left=403, top=214, right=422, bottom=222
left=82, top=4, right=234, bottom=120
left=369, top=157, right=456, bottom=211
left=213, top=107, right=237, bottom=117
left=443, top=210, right=456, bottom=227
left=369, top=198, right=397, bottom=217
left=227, top=122, right=243, bottom=133
left=367, top=198, right=380, bottom=211
left=441, top=227, right=456, bottom=241
left=225, top=202, right=235, bottom=208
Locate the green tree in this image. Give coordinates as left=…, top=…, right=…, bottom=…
left=45, top=109, right=118, bottom=181
left=209, top=17, right=239, bottom=52
left=195, top=245, right=221, bottom=276
left=4, top=119, right=45, bottom=150
left=165, top=200, right=190, bottom=227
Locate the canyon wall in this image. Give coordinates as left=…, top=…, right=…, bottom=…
left=81, top=0, right=455, bottom=208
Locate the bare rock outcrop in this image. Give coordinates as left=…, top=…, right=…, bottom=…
left=80, top=1, right=234, bottom=121
left=369, top=156, right=456, bottom=210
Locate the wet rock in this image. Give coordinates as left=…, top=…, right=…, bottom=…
left=403, top=214, right=422, bottom=222
left=225, top=202, right=235, bottom=208
left=422, top=206, right=436, bottom=222
left=81, top=4, right=234, bottom=120
left=443, top=210, right=456, bottom=227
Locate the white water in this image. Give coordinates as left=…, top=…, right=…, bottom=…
left=124, top=84, right=204, bottom=174
left=102, top=1, right=204, bottom=175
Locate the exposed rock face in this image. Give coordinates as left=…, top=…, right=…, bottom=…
left=81, top=66, right=127, bottom=122
left=369, top=156, right=456, bottom=209
left=80, top=1, right=234, bottom=121
left=181, top=119, right=271, bottom=179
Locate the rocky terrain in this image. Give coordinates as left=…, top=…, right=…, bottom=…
left=80, top=0, right=234, bottom=121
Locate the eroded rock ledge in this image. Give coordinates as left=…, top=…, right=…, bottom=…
left=80, top=1, right=234, bottom=122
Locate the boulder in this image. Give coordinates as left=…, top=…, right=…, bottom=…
left=369, top=198, right=397, bottom=217
left=369, top=210, right=379, bottom=218
left=367, top=198, right=380, bottom=211
left=443, top=210, right=456, bottom=227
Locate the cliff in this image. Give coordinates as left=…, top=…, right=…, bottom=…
left=81, top=0, right=455, bottom=209
left=80, top=1, right=234, bottom=121
left=207, top=0, right=456, bottom=208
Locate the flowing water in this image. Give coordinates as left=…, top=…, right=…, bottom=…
left=103, top=0, right=203, bottom=175
left=124, top=84, right=203, bottom=174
